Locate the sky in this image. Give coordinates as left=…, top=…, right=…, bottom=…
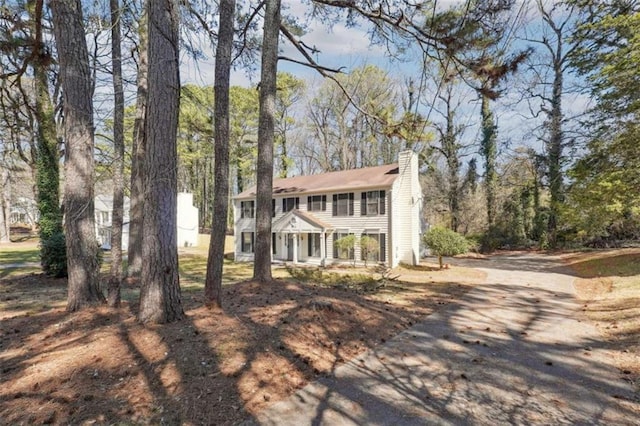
left=131, top=0, right=592, bottom=172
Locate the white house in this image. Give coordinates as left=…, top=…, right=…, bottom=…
left=233, top=151, right=422, bottom=268
left=95, top=192, right=199, bottom=250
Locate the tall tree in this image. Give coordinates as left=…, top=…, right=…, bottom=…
left=50, top=0, right=104, bottom=310
left=0, top=166, right=9, bottom=243
left=107, top=0, right=125, bottom=307
left=138, top=0, right=184, bottom=323
left=1, top=0, right=65, bottom=273
left=428, top=63, right=473, bottom=232
left=253, top=0, right=281, bottom=283
left=229, top=85, right=259, bottom=194
left=564, top=1, right=640, bottom=242
left=451, top=1, right=529, bottom=228
left=205, top=0, right=235, bottom=306
left=305, top=65, right=416, bottom=172
left=569, top=0, right=640, bottom=121
left=521, top=1, right=580, bottom=247
left=177, top=84, right=214, bottom=225
left=274, top=72, right=305, bottom=178
left=127, top=2, right=148, bottom=280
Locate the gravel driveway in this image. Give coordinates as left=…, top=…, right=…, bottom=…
left=250, top=253, right=639, bottom=425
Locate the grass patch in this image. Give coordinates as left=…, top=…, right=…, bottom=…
left=0, top=246, right=40, bottom=265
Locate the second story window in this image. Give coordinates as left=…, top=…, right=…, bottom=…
left=332, top=193, right=354, bottom=216
left=282, top=197, right=299, bottom=213
left=361, top=190, right=386, bottom=216
left=307, top=195, right=326, bottom=212
left=240, top=201, right=254, bottom=218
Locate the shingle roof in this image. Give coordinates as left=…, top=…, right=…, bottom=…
left=272, top=209, right=334, bottom=232
left=235, top=163, right=399, bottom=199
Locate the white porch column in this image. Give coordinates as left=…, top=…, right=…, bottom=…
left=320, top=232, right=326, bottom=266
left=293, top=234, right=298, bottom=264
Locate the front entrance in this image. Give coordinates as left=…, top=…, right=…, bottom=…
left=286, top=234, right=294, bottom=261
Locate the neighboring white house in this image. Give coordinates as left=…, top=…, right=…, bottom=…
left=233, top=150, right=422, bottom=268
left=95, top=192, right=199, bottom=250
left=10, top=197, right=39, bottom=226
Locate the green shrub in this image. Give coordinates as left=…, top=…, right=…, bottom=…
left=334, top=234, right=356, bottom=265
left=41, top=231, right=67, bottom=277
left=423, top=227, right=469, bottom=269
left=465, top=234, right=482, bottom=253
left=359, top=235, right=380, bottom=266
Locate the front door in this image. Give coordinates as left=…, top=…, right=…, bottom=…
left=286, top=234, right=294, bottom=261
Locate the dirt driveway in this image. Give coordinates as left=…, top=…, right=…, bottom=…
left=251, top=253, right=639, bottom=425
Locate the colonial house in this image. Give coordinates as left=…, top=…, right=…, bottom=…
left=95, top=192, right=199, bottom=250
left=233, top=151, right=422, bottom=268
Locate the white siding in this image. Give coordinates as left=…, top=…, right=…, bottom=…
left=231, top=151, right=420, bottom=267
left=390, top=151, right=420, bottom=267
left=234, top=188, right=392, bottom=265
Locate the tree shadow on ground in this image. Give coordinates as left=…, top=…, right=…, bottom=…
left=0, top=269, right=466, bottom=425
left=254, top=279, right=639, bottom=425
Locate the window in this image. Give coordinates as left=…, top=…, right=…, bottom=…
left=333, top=230, right=354, bottom=260
left=332, top=193, right=354, bottom=216
left=282, top=197, right=299, bottom=213
left=100, top=211, right=110, bottom=224
left=272, top=199, right=276, bottom=217
left=241, top=232, right=254, bottom=253
left=361, top=190, right=386, bottom=216
left=360, top=231, right=386, bottom=262
left=307, top=195, right=327, bottom=212
left=240, top=201, right=254, bottom=218
left=307, top=233, right=321, bottom=257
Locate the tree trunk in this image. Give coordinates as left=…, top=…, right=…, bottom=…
left=138, top=0, right=184, bottom=323
left=443, top=89, right=461, bottom=232
left=481, top=93, right=497, bottom=228
left=0, top=168, right=10, bottom=243
left=50, top=0, right=104, bottom=310
left=546, top=38, right=564, bottom=248
left=127, top=3, right=148, bottom=281
left=253, top=0, right=281, bottom=283
left=204, top=0, right=236, bottom=307
left=107, top=0, right=124, bottom=307
left=33, top=0, right=64, bottom=275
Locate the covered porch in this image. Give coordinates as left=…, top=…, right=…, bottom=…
left=271, top=210, right=333, bottom=266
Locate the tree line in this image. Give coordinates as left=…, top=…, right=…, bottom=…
left=0, top=0, right=638, bottom=322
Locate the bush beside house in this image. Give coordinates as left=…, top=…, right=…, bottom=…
left=423, top=227, right=469, bottom=269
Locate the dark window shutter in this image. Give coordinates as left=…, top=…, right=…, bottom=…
left=349, top=193, right=354, bottom=216
left=380, top=234, right=386, bottom=262
left=241, top=233, right=245, bottom=251
left=295, top=197, right=299, bottom=209
left=361, top=192, right=367, bottom=216
left=307, top=196, right=311, bottom=210
left=251, top=232, right=255, bottom=253
left=272, top=199, right=275, bottom=217
left=240, top=202, right=244, bottom=219
left=333, top=236, right=337, bottom=258
left=380, top=191, right=386, bottom=215
left=332, top=194, right=337, bottom=216
left=322, top=195, right=326, bottom=211
left=272, top=233, right=276, bottom=254
left=282, top=198, right=286, bottom=212
left=308, top=234, right=312, bottom=255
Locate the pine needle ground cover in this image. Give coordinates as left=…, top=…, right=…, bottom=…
left=565, top=248, right=640, bottom=393
left=0, top=242, right=482, bottom=425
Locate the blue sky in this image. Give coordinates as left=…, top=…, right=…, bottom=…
left=175, top=0, right=592, bottom=170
